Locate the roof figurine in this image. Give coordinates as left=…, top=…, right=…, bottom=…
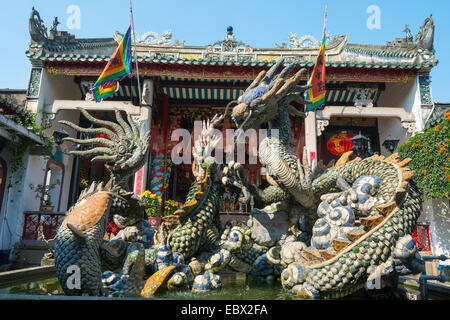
left=50, top=17, right=60, bottom=33
left=403, top=25, right=413, bottom=43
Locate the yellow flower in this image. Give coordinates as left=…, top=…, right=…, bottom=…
left=140, top=190, right=150, bottom=198
left=422, top=169, right=427, bottom=175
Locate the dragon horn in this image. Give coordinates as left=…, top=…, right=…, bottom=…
left=91, top=155, right=119, bottom=162
left=263, top=57, right=285, bottom=84
left=62, top=136, right=115, bottom=149
left=126, top=113, right=139, bottom=138
left=269, top=63, right=295, bottom=88
left=69, top=147, right=113, bottom=158
left=114, top=108, right=134, bottom=138
left=77, top=107, right=125, bottom=137
left=245, top=70, right=267, bottom=93
left=59, top=120, right=117, bottom=141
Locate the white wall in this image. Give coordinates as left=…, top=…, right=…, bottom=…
left=377, top=117, right=410, bottom=156
left=376, top=76, right=423, bottom=153
left=377, top=78, right=416, bottom=109
left=418, top=199, right=450, bottom=264
left=377, top=76, right=423, bottom=132
left=0, top=149, right=32, bottom=251
left=39, top=71, right=82, bottom=111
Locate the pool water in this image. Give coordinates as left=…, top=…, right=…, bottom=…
left=0, top=274, right=63, bottom=296
left=0, top=273, right=287, bottom=299
left=0, top=273, right=445, bottom=300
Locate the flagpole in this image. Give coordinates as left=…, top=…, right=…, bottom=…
left=322, top=4, right=328, bottom=65
left=130, top=0, right=142, bottom=107
left=305, top=5, right=328, bottom=169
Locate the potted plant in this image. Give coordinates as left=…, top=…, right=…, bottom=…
left=140, top=190, right=163, bottom=226
left=29, top=179, right=60, bottom=212
left=163, top=199, right=179, bottom=216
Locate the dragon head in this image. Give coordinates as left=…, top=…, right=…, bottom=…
left=59, top=107, right=151, bottom=189
left=230, top=57, right=311, bottom=132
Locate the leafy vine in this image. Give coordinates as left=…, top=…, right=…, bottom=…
left=397, top=112, right=450, bottom=201
left=4, top=110, right=54, bottom=190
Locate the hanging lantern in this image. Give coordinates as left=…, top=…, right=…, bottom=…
left=326, top=132, right=356, bottom=156
left=96, top=128, right=116, bottom=147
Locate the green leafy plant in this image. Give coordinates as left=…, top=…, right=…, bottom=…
left=5, top=110, right=54, bottom=190
left=397, top=112, right=450, bottom=201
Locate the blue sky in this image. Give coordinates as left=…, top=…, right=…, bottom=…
left=1, top=0, right=449, bottom=102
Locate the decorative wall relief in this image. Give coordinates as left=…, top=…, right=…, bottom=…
left=354, top=88, right=374, bottom=108
left=418, top=74, right=432, bottom=105
left=27, top=67, right=43, bottom=98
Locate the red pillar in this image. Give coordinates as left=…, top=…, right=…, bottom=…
left=160, top=94, right=169, bottom=214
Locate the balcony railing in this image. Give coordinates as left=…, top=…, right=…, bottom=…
left=22, top=211, right=65, bottom=241
left=413, top=222, right=432, bottom=252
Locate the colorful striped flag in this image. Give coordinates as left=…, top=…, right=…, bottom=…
left=92, top=80, right=119, bottom=102
left=91, top=26, right=132, bottom=102
left=306, top=35, right=326, bottom=112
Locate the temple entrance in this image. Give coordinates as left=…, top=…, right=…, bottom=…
left=318, top=116, right=380, bottom=165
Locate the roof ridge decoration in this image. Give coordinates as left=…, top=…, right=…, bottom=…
left=29, top=7, right=77, bottom=46
left=276, top=33, right=345, bottom=49
left=341, top=14, right=436, bottom=69
left=415, top=14, right=434, bottom=52
left=113, top=30, right=185, bottom=47
left=0, top=93, right=32, bottom=118
left=207, top=26, right=253, bottom=55
left=29, top=7, right=47, bottom=43
left=384, top=14, right=434, bottom=53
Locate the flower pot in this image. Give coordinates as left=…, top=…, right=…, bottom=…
left=148, top=216, right=162, bottom=227
left=40, top=205, right=54, bottom=212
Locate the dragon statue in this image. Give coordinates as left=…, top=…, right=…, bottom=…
left=54, top=57, right=424, bottom=299
left=54, top=107, right=152, bottom=295
left=221, top=57, right=424, bottom=299
left=54, top=108, right=255, bottom=296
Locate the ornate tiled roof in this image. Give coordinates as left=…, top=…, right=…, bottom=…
left=26, top=8, right=438, bottom=72
left=0, top=90, right=32, bottom=118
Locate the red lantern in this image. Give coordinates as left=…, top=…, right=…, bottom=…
left=327, top=132, right=356, bottom=156
left=96, top=128, right=116, bottom=147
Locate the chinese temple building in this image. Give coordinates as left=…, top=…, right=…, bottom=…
left=7, top=8, right=437, bottom=256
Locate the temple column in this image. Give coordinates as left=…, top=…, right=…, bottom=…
left=133, top=79, right=153, bottom=195
left=304, top=112, right=318, bottom=168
